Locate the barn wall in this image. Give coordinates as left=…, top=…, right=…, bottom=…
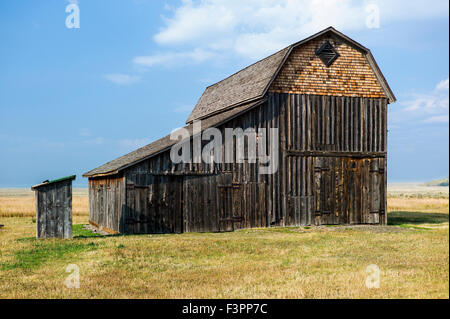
left=270, top=33, right=386, bottom=99
left=122, top=100, right=274, bottom=233
left=88, top=175, right=125, bottom=233
left=273, top=92, right=388, bottom=226
left=93, top=91, right=388, bottom=233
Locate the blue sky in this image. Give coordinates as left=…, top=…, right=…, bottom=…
left=0, top=0, right=448, bottom=187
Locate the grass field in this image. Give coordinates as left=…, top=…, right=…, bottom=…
left=0, top=184, right=448, bottom=298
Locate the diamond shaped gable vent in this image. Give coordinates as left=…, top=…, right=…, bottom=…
left=315, top=40, right=339, bottom=67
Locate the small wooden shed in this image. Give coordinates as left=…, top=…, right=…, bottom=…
left=31, top=175, right=76, bottom=238
left=83, top=27, right=395, bottom=234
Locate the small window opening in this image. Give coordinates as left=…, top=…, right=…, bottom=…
left=315, top=40, right=339, bottom=67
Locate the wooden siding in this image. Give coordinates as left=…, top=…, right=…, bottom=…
left=89, top=92, right=388, bottom=233
left=270, top=34, right=387, bottom=99
left=123, top=173, right=183, bottom=234
left=89, top=175, right=125, bottom=233
left=119, top=101, right=273, bottom=233
left=34, top=180, right=73, bottom=238
left=276, top=92, right=387, bottom=226
left=312, top=156, right=386, bottom=225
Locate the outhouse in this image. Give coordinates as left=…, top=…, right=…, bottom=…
left=31, top=175, right=76, bottom=238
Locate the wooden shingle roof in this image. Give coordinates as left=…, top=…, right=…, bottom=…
left=185, top=46, right=290, bottom=123
left=83, top=99, right=265, bottom=177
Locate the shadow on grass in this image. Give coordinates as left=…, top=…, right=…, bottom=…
left=388, top=211, right=449, bottom=226
left=72, top=224, right=125, bottom=239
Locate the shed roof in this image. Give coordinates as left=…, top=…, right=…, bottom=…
left=83, top=99, right=264, bottom=177
left=31, top=175, right=76, bottom=190
left=186, top=26, right=396, bottom=123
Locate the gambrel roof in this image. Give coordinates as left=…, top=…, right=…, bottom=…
left=83, top=26, right=395, bottom=178
left=186, top=26, right=396, bottom=123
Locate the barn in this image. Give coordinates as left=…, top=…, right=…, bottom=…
left=83, top=27, right=395, bottom=234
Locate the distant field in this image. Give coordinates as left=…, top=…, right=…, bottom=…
left=387, top=183, right=449, bottom=198
left=0, top=183, right=447, bottom=218
left=0, top=188, right=89, bottom=218
left=0, top=184, right=448, bottom=298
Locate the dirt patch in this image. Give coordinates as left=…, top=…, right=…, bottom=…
left=300, top=224, right=410, bottom=233
left=83, top=224, right=110, bottom=236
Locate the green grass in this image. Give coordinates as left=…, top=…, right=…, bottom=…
left=388, top=211, right=449, bottom=226
left=396, top=224, right=432, bottom=230
left=0, top=224, right=105, bottom=270
left=0, top=241, right=98, bottom=270
left=72, top=224, right=104, bottom=238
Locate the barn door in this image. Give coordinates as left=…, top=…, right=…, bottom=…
left=314, top=157, right=386, bottom=225
left=155, top=176, right=183, bottom=233
left=347, top=158, right=363, bottom=224
left=125, top=173, right=150, bottom=234
left=314, top=157, right=345, bottom=225
left=217, top=173, right=243, bottom=231
left=347, top=157, right=385, bottom=225
left=126, top=173, right=183, bottom=234
left=365, top=158, right=386, bottom=224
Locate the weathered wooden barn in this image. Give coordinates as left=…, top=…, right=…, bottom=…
left=83, top=27, right=395, bottom=234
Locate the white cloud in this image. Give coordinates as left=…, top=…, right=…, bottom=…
left=436, top=78, right=449, bottom=91
left=140, top=0, right=449, bottom=62
left=424, top=115, right=449, bottom=123
left=104, top=73, right=141, bottom=85
left=397, top=77, right=449, bottom=124
left=133, top=48, right=215, bottom=67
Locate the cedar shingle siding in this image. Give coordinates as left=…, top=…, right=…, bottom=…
left=270, top=34, right=387, bottom=98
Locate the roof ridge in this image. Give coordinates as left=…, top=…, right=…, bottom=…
left=204, top=45, right=292, bottom=90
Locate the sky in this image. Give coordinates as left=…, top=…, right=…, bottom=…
left=0, top=0, right=448, bottom=187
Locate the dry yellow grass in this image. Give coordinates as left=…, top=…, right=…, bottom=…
left=0, top=186, right=448, bottom=299
left=0, top=188, right=89, bottom=218
left=388, top=198, right=449, bottom=214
